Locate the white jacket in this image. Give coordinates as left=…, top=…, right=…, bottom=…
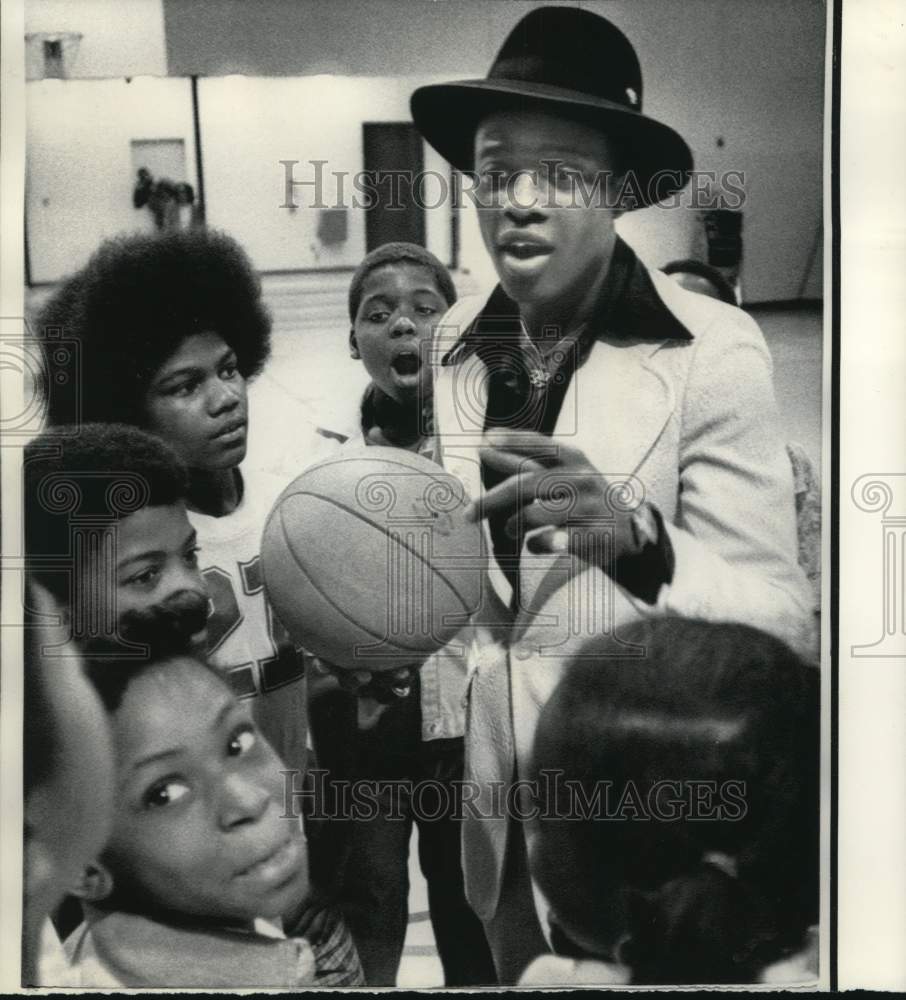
left=430, top=264, right=815, bottom=922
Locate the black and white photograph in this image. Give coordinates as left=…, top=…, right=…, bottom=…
left=0, top=0, right=903, bottom=992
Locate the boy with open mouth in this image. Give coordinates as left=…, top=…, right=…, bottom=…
left=347, top=241, right=454, bottom=453
left=308, top=243, right=496, bottom=986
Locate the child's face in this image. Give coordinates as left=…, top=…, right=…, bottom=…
left=144, top=332, right=249, bottom=472
left=102, top=657, right=309, bottom=923
left=474, top=110, right=620, bottom=314
left=110, top=502, right=208, bottom=654
left=350, top=262, right=448, bottom=404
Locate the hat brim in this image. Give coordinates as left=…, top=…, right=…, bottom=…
left=411, top=80, right=693, bottom=208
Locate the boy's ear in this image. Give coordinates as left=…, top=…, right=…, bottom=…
left=348, top=328, right=361, bottom=360
left=70, top=862, right=114, bottom=903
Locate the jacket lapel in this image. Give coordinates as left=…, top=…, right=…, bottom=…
left=434, top=248, right=686, bottom=610
left=436, top=337, right=676, bottom=616
left=558, top=337, right=676, bottom=478
left=514, top=339, right=676, bottom=625
left=434, top=350, right=515, bottom=607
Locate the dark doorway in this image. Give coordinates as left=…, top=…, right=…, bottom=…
left=362, top=123, right=426, bottom=251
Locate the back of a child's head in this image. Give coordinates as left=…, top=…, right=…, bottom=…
left=37, top=227, right=271, bottom=427
left=25, top=424, right=188, bottom=604
left=662, top=258, right=738, bottom=306
left=348, top=242, right=457, bottom=322
left=531, top=618, right=819, bottom=985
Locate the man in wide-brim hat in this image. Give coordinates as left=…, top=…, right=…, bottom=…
left=410, top=5, right=814, bottom=984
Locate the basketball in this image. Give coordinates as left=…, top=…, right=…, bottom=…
left=261, top=446, right=485, bottom=671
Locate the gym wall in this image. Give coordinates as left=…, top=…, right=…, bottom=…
left=25, top=0, right=825, bottom=302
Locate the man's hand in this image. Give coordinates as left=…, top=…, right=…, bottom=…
left=463, top=429, right=642, bottom=568
left=365, top=424, right=400, bottom=448
left=310, top=658, right=417, bottom=730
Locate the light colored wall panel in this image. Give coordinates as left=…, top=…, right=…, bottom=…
left=26, top=77, right=197, bottom=284
left=198, top=74, right=455, bottom=272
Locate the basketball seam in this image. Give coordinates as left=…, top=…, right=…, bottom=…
left=275, top=506, right=442, bottom=657
left=284, top=488, right=477, bottom=613
left=298, top=450, right=446, bottom=480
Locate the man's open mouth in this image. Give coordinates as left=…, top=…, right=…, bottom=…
left=501, top=242, right=553, bottom=260
left=498, top=234, right=554, bottom=261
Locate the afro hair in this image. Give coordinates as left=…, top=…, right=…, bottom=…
left=37, top=228, right=272, bottom=428
left=25, top=423, right=189, bottom=602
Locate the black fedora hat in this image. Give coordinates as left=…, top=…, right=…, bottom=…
left=410, top=6, right=693, bottom=208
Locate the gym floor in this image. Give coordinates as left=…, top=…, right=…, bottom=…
left=398, top=828, right=444, bottom=987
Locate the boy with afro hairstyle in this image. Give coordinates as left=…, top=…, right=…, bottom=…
left=24, top=423, right=209, bottom=659
left=41, top=228, right=271, bottom=431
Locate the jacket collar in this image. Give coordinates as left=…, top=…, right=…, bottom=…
left=434, top=242, right=687, bottom=611
left=442, top=237, right=692, bottom=367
